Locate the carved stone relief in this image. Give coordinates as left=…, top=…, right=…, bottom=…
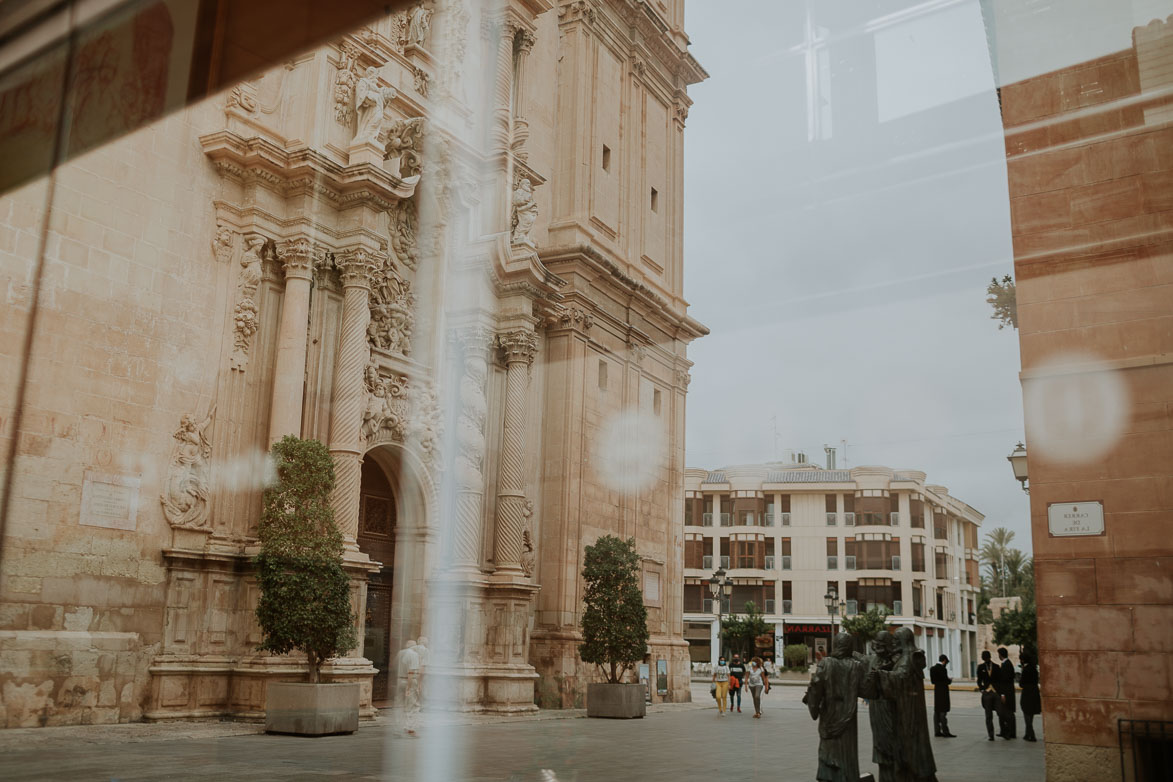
left=557, top=306, right=594, bottom=333
left=354, top=67, right=397, bottom=146
left=361, top=363, right=443, bottom=464
left=212, top=222, right=234, bottom=264
left=230, top=234, right=266, bottom=371
left=367, top=269, right=414, bottom=356
left=405, top=2, right=434, bottom=48
left=160, top=408, right=215, bottom=531
left=334, top=41, right=362, bottom=124
left=520, top=499, right=536, bottom=578
left=511, top=177, right=537, bottom=247
left=386, top=117, right=425, bottom=179
left=389, top=198, right=419, bottom=272
left=412, top=65, right=431, bottom=98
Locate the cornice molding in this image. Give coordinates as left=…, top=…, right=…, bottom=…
left=200, top=130, right=419, bottom=211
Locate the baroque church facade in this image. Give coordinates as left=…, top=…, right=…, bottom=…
left=0, top=0, right=706, bottom=724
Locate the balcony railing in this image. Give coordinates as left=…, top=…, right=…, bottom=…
left=764, top=599, right=775, bottom=614
left=891, top=555, right=901, bottom=571
left=764, top=512, right=774, bottom=527
left=890, top=511, right=900, bottom=526
left=781, top=512, right=791, bottom=526
left=720, top=556, right=730, bottom=569
left=827, top=556, right=838, bottom=570
left=844, top=512, right=855, bottom=526
left=845, top=599, right=858, bottom=616
left=781, top=555, right=791, bottom=570
left=702, top=555, right=713, bottom=570
left=782, top=599, right=792, bottom=614
left=893, top=600, right=903, bottom=615
left=826, top=513, right=837, bottom=526
left=702, top=512, right=713, bottom=526
left=845, top=555, right=857, bottom=571
left=720, top=513, right=733, bottom=527
left=764, top=555, right=775, bottom=569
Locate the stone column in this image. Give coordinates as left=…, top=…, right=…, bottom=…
left=268, top=238, right=319, bottom=444
left=512, top=29, right=536, bottom=119
left=492, top=329, right=538, bottom=576
left=327, top=246, right=383, bottom=553
left=452, top=328, right=493, bottom=573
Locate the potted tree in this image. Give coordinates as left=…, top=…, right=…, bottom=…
left=256, top=436, right=359, bottom=735
left=579, top=535, right=649, bottom=719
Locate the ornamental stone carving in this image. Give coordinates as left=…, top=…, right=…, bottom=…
left=412, top=65, right=431, bottom=98
left=676, top=369, right=691, bottom=389
left=368, top=270, right=414, bottom=356
left=511, top=178, right=537, bottom=247
left=333, top=41, right=362, bottom=124
left=354, top=67, right=397, bottom=146
left=212, top=222, right=234, bottom=264
left=497, top=329, right=538, bottom=367
left=454, top=328, right=492, bottom=489
left=361, top=363, right=410, bottom=442
left=275, top=237, right=327, bottom=276
left=386, top=117, right=425, bottom=179
left=160, top=408, right=215, bottom=531
left=389, top=197, right=419, bottom=271
left=627, top=340, right=647, bottom=365
left=558, top=0, right=597, bottom=25
left=520, top=499, right=536, bottom=578
left=230, top=234, right=266, bottom=371
left=557, top=306, right=594, bottom=333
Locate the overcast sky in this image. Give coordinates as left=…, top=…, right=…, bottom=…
left=681, top=0, right=1031, bottom=551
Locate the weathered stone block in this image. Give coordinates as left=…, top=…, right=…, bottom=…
left=586, top=682, right=645, bottom=719
left=264, top=683, right=359, bottom=736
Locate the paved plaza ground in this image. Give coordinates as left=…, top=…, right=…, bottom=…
left=0, top=683, right=1043, bottom=781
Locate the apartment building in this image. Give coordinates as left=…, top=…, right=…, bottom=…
left=683, top=461, right=983, bottom=677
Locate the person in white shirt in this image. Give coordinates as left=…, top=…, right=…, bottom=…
left=746, top=657, right=770, bottom=718
left=712, top=656, right=731, bottom=716
left=396, top=640, right=421, bottom=736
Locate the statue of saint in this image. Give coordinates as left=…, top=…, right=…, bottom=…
left=511, top=177, right=538, bottom=246
left=874, top=627, right=938, bottom=782
left=406, top=3, right=433, bottom=48
left=354, top=67, right=397, bottom=146
left=160, top=409, right=215, bottom=530
left=804, top=632, right=868, bottom=782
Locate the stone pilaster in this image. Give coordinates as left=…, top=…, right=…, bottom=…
left=268, top=238, right=321, bottom=444
left=492, top=328, right=538, bottom=576
left=327, top=246, right=384, bottom=554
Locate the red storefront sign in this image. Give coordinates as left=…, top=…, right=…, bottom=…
left=783, top=623, right=832, bottom=634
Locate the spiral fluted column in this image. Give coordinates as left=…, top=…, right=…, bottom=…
left=452, top=328, right=493, bottom=572
left=492, top=329, right=537, bottom=576
left=328, top=247, right=382, bottom=552
left=268, top=238, right=321, bottom=445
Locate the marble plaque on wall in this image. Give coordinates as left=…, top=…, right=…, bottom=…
left=80, top=471, right=140, bottom=531
left=1047, top=501, right=1104, bottom=537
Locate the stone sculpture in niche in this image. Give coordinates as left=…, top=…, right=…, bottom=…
left=368, top=272, right=414, bottom=356
left=160, top=407, right=215, bottom=531
left=361, top=363, right=410, bottom=443
left=333, top=41, right=362, bottom=124
left=230, top=234, right=265, bottom=371
left=406, top=2, right=433, bottom=48
left=354, top=67, right=397, bottom=146
left=511, top=177, right=537, bottom=246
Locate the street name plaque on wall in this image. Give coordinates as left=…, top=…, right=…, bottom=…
left=80, top=471, right=140, bottom=531
left=1047, top=501, right=1104, bottom=537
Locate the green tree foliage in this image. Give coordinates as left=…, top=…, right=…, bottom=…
left=720, top=601, right=771, bottom=659
left=254, top=436, right=356, bottom=683
left=980, top=527, right=1033, bottom=598
left=783, top=644, right=810, bottom=670
left=993, top=594, right=1038, bottom=658
left=841, top=605, right=892, bottom=650
left=986, top=275, right=1018, bottom=330
left=579, top=535, right=649, bottom=684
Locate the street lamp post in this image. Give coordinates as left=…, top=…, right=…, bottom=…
left=709, top=567, right=729, bottom=662
left=824, top=586, right=839, bottom=638
left=1007, top=442, right=1029, bottom=494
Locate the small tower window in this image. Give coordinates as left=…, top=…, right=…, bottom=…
left=598, top=359, right=608, bottom=390
left=653, top=389, right=662, bottom=415
left=650, top=187, right=659, bottom=212
left=602, top=145, right=611, bottom=172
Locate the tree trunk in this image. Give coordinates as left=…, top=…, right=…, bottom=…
left=609, top=660, right=617, bottom=684
left=308, top=652, right=320, bottom=684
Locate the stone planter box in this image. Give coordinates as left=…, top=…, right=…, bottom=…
left=265, top=682, right=360, bottom=736
left=586, top=682, right=645, bottom=719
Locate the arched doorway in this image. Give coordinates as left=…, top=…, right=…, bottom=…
left=358, top=456, right=397, bottom=704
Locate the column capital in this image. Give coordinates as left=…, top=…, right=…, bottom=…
left=275, top=237, right=329, bottom=280
left=452, top=325, right=497, bottom=358
left=335, top=245, right=387, bottom=289
left=497, top=329, right=538, bottom=367
left=516, top=29, right=536, bottom=54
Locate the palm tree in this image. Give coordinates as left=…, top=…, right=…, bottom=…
left=980, top=527, right=1016, bottom=597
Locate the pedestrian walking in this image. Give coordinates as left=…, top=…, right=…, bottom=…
left=996, top=647, right=1017, bottom=739
left=746, top=656, right=768, bottom=718
left=930, top=654, right=956, bottom=737
left=414, top=635, right=429, bottom=702
left=396, top=640, right=422, bottom=737
left=728, top=653, right=746, bottom=713
left=1019, top=651, right=1040, bottom=742
left=977, top=650, right=999, bottom=741
left=712, top=656, right=730, bottom=715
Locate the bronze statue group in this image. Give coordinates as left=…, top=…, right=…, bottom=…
left=803, top=629, right=937, bottom=782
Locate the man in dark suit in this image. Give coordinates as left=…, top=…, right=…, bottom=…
left=977, top=650, right=999, bottom=740
left=996, top=646, right=1017, bottom=739
left=929, top=653, right=955, bottom=737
